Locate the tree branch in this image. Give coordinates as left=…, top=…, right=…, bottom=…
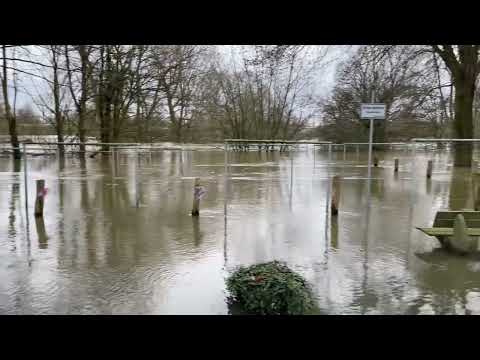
left=432, top=45, right=459, bottom=75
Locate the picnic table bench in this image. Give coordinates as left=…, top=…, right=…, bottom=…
left=416, top=211, right=480, bottom=253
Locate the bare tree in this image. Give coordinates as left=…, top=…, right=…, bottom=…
left=149, top=45, right=210, bottom=142
left=65, top=45, right=93, bottom=155
left=1, top=45, right=21, bottom=158
left=209, top=45, right=326, bottom=141
left=50, top=45, right=66, bottom=154
left=318, top=45, right=451, bottom=144
left=432, top=45, right=480, bottom=167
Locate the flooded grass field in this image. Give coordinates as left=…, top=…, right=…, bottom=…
left=1, top=144, right=480, bottom=314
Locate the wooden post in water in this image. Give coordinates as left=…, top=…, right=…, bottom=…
left=331, top=175, right=341, bottom=216
left=191, top=177, right=204, bottom=216
left=35, top=216, right=48, bottom=249
left=427, top=160, right=433, bottom=179
left=394, top=158, right=399, bottom=173
left=34, top=179, right=46, bottom=217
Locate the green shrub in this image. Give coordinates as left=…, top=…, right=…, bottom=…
left=226, top=261, right=318, bottom=315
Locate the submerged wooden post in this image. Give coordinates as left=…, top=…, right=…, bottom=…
left=427, top=160, right=433, bottom=179
left=35, top=216, right=48, bottom=249
left=394, top=158, right=399, bottom=172
left=192, top=178, right=206, bottom=216
left=34, top=179, right=46, bottom=217
left=331, top=175, right=341, bottom=216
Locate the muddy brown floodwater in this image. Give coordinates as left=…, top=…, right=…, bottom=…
left=1, top=144, right=480, bottom=314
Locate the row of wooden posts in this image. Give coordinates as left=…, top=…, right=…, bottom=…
left=32, top=177, right=205, bottom=218
left=32, top=158, right=435, bottom=218
left=374, top=157, right=433, bottom=177
left=330, top=158, right=434, bottom=215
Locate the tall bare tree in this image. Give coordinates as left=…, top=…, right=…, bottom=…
left=1, top=45, right=21, bottom=159
left=318, top=45, right=452, bottom=144
left=432, top=45, right=480, bottom=167
left=149, top=45, right=209, bottom=142
left=209, top=45, right=325, bottom=140
left=65, top=45, right=93, bottom=155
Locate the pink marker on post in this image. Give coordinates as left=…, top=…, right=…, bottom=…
left=38, top=188, right=48, bottom=198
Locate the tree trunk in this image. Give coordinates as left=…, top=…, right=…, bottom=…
left=1, top=45, right=21, bottom=159
left=166, top=92, right=182, bottom=142
left=112, top=101, right=123, bottom=142
left=453, top=76, right=475, bottom=167
left=51, top=47, right=64, bottom=156
left=432, top=45, right=479, bottom=167
left=175, top=120, right=183, bottom=143
left=99, top=102, right=111, bottom=150
left=135, top=98, right=142, bottom=142
left=55, top=114, right=64, bottom=156
left=97, top=46, right=113, bottom=152
left=78, top=46, right=89, bottom=156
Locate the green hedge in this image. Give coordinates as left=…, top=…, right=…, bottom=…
left=226, top=261, right=318, bottom=315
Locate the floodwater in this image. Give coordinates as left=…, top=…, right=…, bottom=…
left=1, top=144, right=480, bottom=315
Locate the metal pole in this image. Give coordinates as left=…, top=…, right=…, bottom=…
left=367, top=90, right=375, bottom=180
left=367, top=119, right=374, bottom=180
left=412, top=141, right=417, bottom=175
left=224, top=142, right=228, bottom=218
left=150, top=143, right=152, bottom=165
left=135, top=146, right=140, bottom=208
left=289, top=146, right=294, bottom=211
left=326, top=144, right=332, bottom=219
left=313, top=144, right=316, bottom=169
left=111, top=146, right=115, bottom=178
left=23, top=143, right=29, bottom=217
left=224, top=211, right=228, bottom=270
left=180, top=146, right=184, bottom=177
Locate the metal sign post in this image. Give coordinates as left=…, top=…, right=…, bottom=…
left=367, top=117, right=374, bottom=180
left=223, top=142, right=228, bottom=218
left=361, top=95, right=386, bottom=180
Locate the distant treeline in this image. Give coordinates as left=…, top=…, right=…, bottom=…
left=2, top=45, right=480, bottom=166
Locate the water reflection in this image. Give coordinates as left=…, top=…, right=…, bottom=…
left=414, top=248, right=480, bottom=314
left=449, top=166, right=472, bottom=210
left=8, top=159, right=21, bottom=248
left=1, top=147, right=480, bottom=314
left=192, top=217, right=202, bottom=247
